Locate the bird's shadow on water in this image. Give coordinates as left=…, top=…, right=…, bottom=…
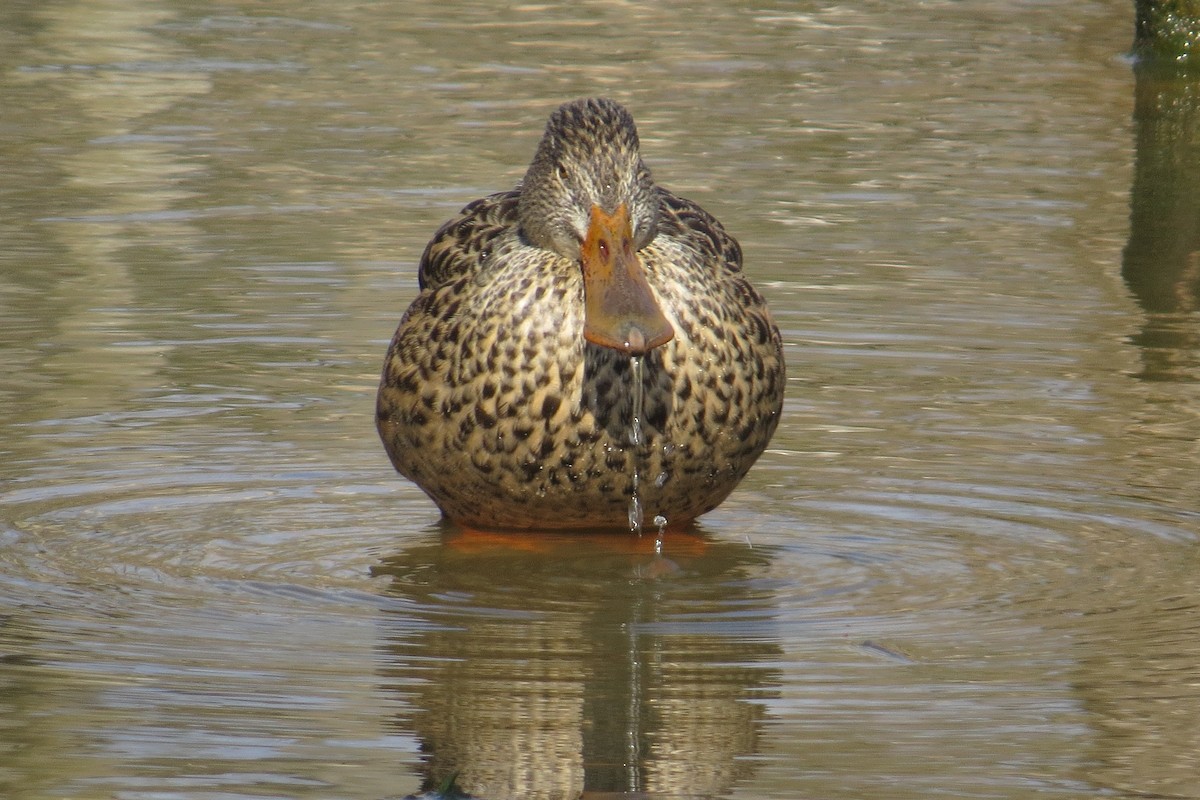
left=370, top=519, right=784, bottom=800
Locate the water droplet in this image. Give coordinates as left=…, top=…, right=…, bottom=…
left=653, top=515, right=667, bottom=554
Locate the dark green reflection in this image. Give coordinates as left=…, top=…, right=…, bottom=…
left=1133, top=0, right=1200, bottom=66
left=373, top=526, right=781, bottom=800
left=1123, top=54, right=1200, bottom=380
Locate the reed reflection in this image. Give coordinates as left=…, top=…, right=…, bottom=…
left=1122, top=60, right=1200, bottom=382
left=373, top=528, right=781, bottom=800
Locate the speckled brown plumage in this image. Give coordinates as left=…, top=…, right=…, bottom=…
left=376, top=98, right=785, bottom=530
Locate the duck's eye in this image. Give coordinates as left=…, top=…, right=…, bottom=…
left=557, top=166, right=569, bottom=181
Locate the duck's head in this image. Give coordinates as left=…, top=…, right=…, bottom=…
left=518, top=97, right=675, bottom=356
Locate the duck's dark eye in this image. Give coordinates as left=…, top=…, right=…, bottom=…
left=557, top=166, right=569, bottom=181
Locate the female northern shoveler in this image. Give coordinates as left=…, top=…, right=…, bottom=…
left=376, top=97, right=785, bottom=530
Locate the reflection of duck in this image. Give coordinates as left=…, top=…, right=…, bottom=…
left=375, top=528, right=781, bottom=799
left=376, top=98, right=785, bottom=530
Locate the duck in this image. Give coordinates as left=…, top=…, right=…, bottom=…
left=376, top=97, right=785, bottom=531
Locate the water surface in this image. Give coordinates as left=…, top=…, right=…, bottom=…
left=3, top=1, right=1200, bottom=798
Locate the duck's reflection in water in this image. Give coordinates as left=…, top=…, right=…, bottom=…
left=373, top=527, right=782, bottom=799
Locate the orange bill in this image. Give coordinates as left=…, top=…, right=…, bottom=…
left=580, top=203, right=674, bottom=355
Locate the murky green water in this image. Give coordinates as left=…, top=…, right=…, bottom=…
left=3, top=1, right=1200, bottom=798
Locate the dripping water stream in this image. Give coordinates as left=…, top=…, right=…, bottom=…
left=626, top=356, right=669, bottom=548
left=627, top=355, right=645, bottom=534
